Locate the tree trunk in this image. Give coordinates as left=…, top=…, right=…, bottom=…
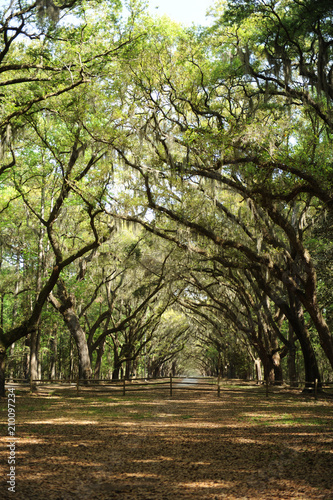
left=30, top=327, right=39, bottom=392
left=68, top=336, right=74, bottom=380
left=94, top=339, right=105, bottom=379
left=255, top=340, right=274, bottom=384
left=300, top=337, right=321, bottom=391
left=301, top=294, right=333, bottom=371
left=0, top=345, right=6, bottom=398
left=272, top=350, right=283, bottom=384
left=49, top=284, right=92, bottom=382
left=30, top=324, right=42, bottom=391
left=288, top=294, right=321, bottom=391
left=30, top=191, right=46, bottom=390
left=254, top=358, right=262, bottom=383
left=262, top=283, right=321, bottom=391
left=288, top=325, right=298, bottom=386
left=24, top=336, right=30, bottom=381
left=125, top=358, right=131, bottom=380
left=49, top=332, right=57, bottom=380
left=263, top=359, right=275, bottom=384
left=56, top=307, right=91, bottom=381
left=106, top=345, right=112, bottom=379
left=8, top=256, right=21, bottom=382
left=63, top=309, right=92, bottom=381
left=0, top=294, right=3, bottom=337
left=263, top=195, right=333, bottom=371
left=8, top=346, right=14, bottom=381
left=112, top=340, right=121, bottom=380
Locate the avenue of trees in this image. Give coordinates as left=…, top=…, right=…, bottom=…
left=0, top=0, right=332, bottom=396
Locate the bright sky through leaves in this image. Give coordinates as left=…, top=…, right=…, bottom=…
left=148, top=0, right=215, bottom=26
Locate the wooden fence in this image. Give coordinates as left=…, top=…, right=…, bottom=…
left=6, top=375, right=218, bottom=396
left=5, top=376, right=333, bottom=399
left=67, top=375, right=217, bottom=397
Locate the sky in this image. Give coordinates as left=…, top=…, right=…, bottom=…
left=0, top=0, right=216, bottom=27
left=147, top=0, right=216, bottom=27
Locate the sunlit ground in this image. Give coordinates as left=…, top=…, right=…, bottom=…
left=1, top=384, right=332, bottom=499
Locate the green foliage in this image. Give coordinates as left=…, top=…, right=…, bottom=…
left=1, top=0, right=333, bottom=388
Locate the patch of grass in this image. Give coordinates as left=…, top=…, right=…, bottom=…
left=241, top=412, right=330, bottom=427
left=131, top=412, right=153, bottom=420
left=3, top=385, right=332, bottom=434
left=84, top=408, right=121, bottom=418
left=280, top=416, right=329, bottom=426
left=19, top=401, right=53, bottom=412
left=246, top=416, right=272, bottom=426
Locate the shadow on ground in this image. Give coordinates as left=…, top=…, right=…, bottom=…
left=1, top=386, right=333, bottom=499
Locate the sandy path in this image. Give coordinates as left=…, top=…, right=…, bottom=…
left=1, top=386, right=333, bottom=499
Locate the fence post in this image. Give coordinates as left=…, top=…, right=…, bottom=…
left=314, top=378, right=318, bottom=400
left=170, top=373, right=173, bottom=397
left=217, top=351, right=222, bottom=397
left=123, top=378, right=126, bottom=396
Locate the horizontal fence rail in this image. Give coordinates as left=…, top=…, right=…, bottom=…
left=5, top=376, right=333, bottom=399
left=73, top=376, right=219, bottom=397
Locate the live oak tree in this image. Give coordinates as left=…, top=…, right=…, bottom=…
left=49, top=230, right=177, bottom=380
left=0, top=114, right=115, bottom=392
left=175, top=256, right=285, bottom=382
left=144, top=310, right=189, bottom=378
left=0, top=0, right=140, bottom=396
left=1, top=0, right=333, bottom=392
left=101, top=3, right=333, bottom=386
left=0, top=0, right=81, bottom=139
left=211, top=0, right=333, bottom=375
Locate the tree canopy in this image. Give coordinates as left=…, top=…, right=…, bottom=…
left=0, top=0, right=332, bottom=396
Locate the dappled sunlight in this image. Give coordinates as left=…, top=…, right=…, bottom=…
left=132, top=457, right=174, bottom=463
left=230, top=436, right=259, bottom=444
left=1, top=386, right=332, bottom=499
left=125, top=472, right=160, bottom=479
left=179, top=480, right=235, bottom=489
left=25, top=419, right=97, bottom=425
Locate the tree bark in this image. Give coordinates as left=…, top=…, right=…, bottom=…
left=49, top=284, right=92, bottom=382
left=94, top=339, right=105, bottom=379
left=125, top=358, right=131, bottom=380
left=0, top=344, right=6, bottom=397
left=254, top=272, right=321, bottom=390
left=254, top=358, right=262, bottom=383
left=272, top=350, right=283, bottom=384
left=49, top=332, right=57, bottom=380
left=300, top=293, right=333, bottom=371
left=112, top=338, right=121, bottom=380
left=30, top=327, right=39, bottom=392
left=288, top=325, right=298, bottom=386
left=62, top=308, right=92, bottom=381
left=288, top=293, right=321, bottom=391
left=30, top=187, right=46, bottom=392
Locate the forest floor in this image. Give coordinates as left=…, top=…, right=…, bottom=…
left=1, top=381, right=333, bottom=499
